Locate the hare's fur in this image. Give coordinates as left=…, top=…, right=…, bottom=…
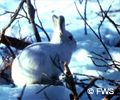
left=12, top=15, right=76, bottom=86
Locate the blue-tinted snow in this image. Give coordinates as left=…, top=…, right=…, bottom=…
left=0, top=0, right=120, bottom=100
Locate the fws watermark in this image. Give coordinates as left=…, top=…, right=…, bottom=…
left=87, top=88, right=114, bottom=95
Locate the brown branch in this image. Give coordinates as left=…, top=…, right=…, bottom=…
left=1, top=0, right=25, bottom=34
left=74, top=73, right=120, bottom=85
left=33, top=0, right=50, bottom=41
left=64, top=62, right=78, bottom=100
left=0, top=55, right=13, bottom=84
left=35, top=24, right=50, bottom=41
left=0, top=0, right=26, bottom=58
left=103, top=86, right=120, bottom=100
left=0, top=34, right=31, bottom=49
left=25, top=0, right=41, bottom=42
left=0, top=71, right=13, bottom=84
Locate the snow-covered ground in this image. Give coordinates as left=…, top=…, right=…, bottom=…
left=0, top=0, right=120, bottom=100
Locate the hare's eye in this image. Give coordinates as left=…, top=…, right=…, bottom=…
left=69, top=35, right=73, bottom=40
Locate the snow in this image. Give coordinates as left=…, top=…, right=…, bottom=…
left=0, top=0, right=120, bottom=100
left=0, top=85, right=71, bottom=100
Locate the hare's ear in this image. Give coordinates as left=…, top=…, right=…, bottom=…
left=59, top=15, right=65, bottom=34
left=52, top=15, right=59, bottom=29
left=52, top=15, right=65, bottom=35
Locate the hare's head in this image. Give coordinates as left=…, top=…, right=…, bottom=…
left=51, top=15, right=76, bottom=48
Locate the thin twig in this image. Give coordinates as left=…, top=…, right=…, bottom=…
left=0, top=0, right=25, bottom=58
left=36, top=85, right=51, bottom=94
left=1, top=0, right=25, bottom=34
left=74, top=2, right=120, bottom=71
left=17, top=84, right=26, bottom=100
left=33, top=0, right=50, bottom=41
left=77, top=78, right=97, bottom=99
left=97, top=0, right=111, bottom=39
left=97, top=0, right=120, bottom=38
left=84, top=0, right=88, bottom=35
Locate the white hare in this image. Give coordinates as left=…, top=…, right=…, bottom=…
left=12, top=15, right=76, bottom=86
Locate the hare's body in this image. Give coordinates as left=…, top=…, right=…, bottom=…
left=12, top=15, right=76, bottom=86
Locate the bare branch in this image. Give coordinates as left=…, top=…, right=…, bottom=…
left=74, top=2, right=120, bottom=71
left=84, top=0, right=88, bottom=35
left=103, top=86, right=120, bottom=100
left=36, top=85, right=51, bottom=94
left=25, top=0, right=41, bottom=42
left=64, top=62, right=78, bottom=100
left=17, top=84, right=26, bottom=100
left=0, top=34, right=31, bottom=49
left=0, top=0, right=26, bottom=58
left=77, top=78, right=97, bottom=99
left=1, top=0, right=25, bottom=34
left=33, top=0, right=50, bottom=41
